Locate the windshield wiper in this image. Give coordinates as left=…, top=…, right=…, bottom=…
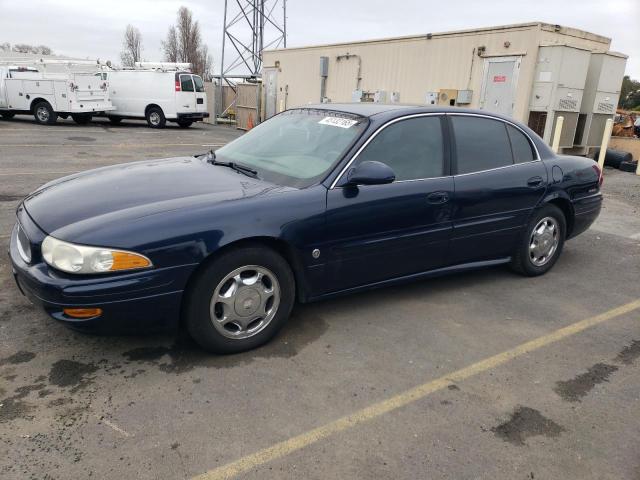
left=198, top=150, right=259, bottom=178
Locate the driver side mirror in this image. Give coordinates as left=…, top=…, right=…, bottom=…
left=344, top=161, right=396, bottom=186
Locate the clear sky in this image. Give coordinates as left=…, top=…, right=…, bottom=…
left=0, top=0, right=638, bottom=79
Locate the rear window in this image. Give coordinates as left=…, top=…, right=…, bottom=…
left=180, top=75, right=194, bottom=92
left=451, top=116, right=513, bottom=174
left=193, top=75, right=205, bottom=93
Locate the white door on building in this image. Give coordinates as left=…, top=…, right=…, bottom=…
left=480, top=56, right=521, bottom=117
left=264, top=69, right=278, bottom=119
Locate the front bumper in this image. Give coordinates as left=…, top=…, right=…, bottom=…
left=9, top=207, right=192, bottom=333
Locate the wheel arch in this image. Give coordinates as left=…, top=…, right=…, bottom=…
left=145, top=103, right=163, bottom=116
left=540, top=193, right=574, bottom=238
left=30, top=98, right=51, bottom=112
left=179, top=236, right=307, bottom=327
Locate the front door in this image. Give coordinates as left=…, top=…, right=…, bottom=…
left=324, top=115, right=453, bottom=293
left=480, top=56, right=521, bottom=117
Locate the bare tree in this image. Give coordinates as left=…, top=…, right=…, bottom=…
left=162, top=6, right=213, bottom=79
left=10, top=43, right=54, bottom=54
left=162, top=26, right=179, bottom=63
left=120, top=24, right=143, bottom=68
left=36, top=45, right=52, bottom=55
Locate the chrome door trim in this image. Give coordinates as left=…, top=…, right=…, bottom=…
left=329, top=113, right=442, bottom=189
left=329, top=111, right=541, bottom=189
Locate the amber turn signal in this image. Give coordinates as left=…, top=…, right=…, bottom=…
left=110, top=251, right=152, bottom=271
left=63, top=308, right=103, bottom=319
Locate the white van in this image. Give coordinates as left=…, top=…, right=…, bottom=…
left=0, top=66, right=113, bottom=124
left=100, top=70, right=209, bottom=128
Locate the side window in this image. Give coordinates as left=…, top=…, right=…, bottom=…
left=451, top=116, right=513, bottom=174
left=507, top=124, right=535, bottom=163
left=193, top=75, right=205, bottom=92
left=355, top=116, right=444, bottom=181
left=180, top=75, right=194, bottom=92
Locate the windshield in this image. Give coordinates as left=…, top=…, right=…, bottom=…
left=214, top=109, right=368, bottom=188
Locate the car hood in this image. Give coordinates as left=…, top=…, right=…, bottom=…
left=24, top=156, right=286, bottom=237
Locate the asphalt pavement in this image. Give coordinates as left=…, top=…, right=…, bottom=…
left=1, top=116, right=639, bottom=480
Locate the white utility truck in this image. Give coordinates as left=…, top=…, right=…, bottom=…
left=0, top=64, right=113, bottom=125
left=100, top=63, right=209, bottom=128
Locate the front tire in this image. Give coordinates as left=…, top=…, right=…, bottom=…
left=33, top=101, right=57, bottom=125
left=145, top=106, right=166, bottom=128
left=511, top=204, right=566, bottom=276
left=185, top=245, right=295, bottom=354
left=108, top=116, right=123, bottom=125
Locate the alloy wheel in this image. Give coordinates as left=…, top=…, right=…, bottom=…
left=529, top=216, right=559, bottom=267
left=209, top=265, right=281, bottom=340
left=36, top=106, right=49, bottom=123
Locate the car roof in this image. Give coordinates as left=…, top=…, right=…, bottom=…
left=300, top=103, right=519, bottom=120
left=296, top=103, right=555, bottom=160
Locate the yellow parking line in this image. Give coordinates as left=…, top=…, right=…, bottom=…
left=192, top=298, right=640, bottom=480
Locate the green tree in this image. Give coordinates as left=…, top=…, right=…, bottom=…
left=619, top=75, right=640, bottom=109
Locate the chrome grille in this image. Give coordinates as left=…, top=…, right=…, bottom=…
left=15, top=223, right=32, bottom=263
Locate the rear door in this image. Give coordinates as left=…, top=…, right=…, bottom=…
left=325, top=115, right=454, bottom=292
left=192, top=75, right=207, bottom=114
left=176, top=73, right=196, bottom=113
left=448, top=114, right=547, bottom=264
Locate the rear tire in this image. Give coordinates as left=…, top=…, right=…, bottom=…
left=185, top=245, right=295, bottom=354
left=33, top=101, right=57, bottom=125
left=511, top=204, right=566, bottom=276
left=71, top=113, right=92, bottom=125
left=177, top=120, right=193, bottom=128
left=1, top=112, right=15, bottom=119
left=108, top=117, right=123, bottom=125
left=145, top=106, right=166, bottom=128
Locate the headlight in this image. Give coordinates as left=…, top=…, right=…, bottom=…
left=41, top=236, right=152, bottom=274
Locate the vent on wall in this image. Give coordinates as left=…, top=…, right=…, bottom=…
left=596, top=102, right=615, bottom=114
left=557, top=98, right=578, bottom=111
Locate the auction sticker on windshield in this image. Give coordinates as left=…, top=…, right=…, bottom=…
left=318, top=117, right=359, bottom=128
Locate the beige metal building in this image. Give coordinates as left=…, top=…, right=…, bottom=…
left=262, top=22, right=627, bottom=151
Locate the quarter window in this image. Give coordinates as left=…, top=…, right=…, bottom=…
left=451, top=116, right=513, bottom=174
left=180, top=75, right=194, bottom=92
left=355, top=116, right=444, bottom=181
left=507, top=124, right=535, bottom=163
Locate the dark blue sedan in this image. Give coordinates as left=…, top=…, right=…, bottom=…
left=9, top=104, right=603, bottom=353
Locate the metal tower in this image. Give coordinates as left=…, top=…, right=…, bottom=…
left=219, top=0, right=287, bottom=85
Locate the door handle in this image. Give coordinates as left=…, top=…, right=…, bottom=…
left=427, top=191, right=449, bottom=205
left=527, top=176, right=544, bottom=188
